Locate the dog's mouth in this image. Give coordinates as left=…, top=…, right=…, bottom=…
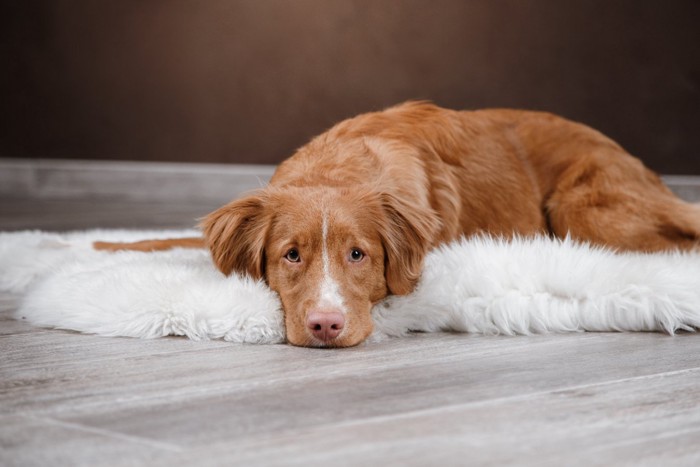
left=307, top=338, right=345, bottom=349
left=287, top=328, right=368, bottom=348
left=289, top=332, right=348, bottom=349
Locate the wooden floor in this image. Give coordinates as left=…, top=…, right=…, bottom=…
left=2, top=161, right=700, bottom=466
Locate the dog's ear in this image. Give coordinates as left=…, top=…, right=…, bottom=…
left=378, top=193, right=441, bottom=295
left=199, top=193, right=270, bottom=279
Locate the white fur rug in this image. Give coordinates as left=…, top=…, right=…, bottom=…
left=2, top=229, right=699, bottom=344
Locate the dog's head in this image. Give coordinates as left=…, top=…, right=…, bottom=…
left=200, top=186, right=438, bottom=347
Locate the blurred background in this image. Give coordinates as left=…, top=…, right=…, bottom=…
left=2, top=0, right=699, bottom=173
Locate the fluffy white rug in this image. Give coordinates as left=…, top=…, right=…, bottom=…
left=2, top=229, right=699, bottom=344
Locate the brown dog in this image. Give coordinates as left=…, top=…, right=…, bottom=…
left=95, top=102, right=700, bottom=347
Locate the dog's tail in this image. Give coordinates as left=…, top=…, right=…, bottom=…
left=93, top=237, right=205, bottom=252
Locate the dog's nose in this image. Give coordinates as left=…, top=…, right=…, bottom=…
left=306, top=311, right=345, bottom=342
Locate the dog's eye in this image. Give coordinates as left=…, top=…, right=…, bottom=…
left=349, top=248, right=364, bottom=262
left=285, top=248, right=301, bottom=263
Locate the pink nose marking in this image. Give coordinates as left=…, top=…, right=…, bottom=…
left=306, top=311, right=345, bottom=342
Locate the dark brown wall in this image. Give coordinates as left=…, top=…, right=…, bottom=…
left=2, top=0, right=699, bottom=173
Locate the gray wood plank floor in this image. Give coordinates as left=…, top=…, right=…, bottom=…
left=2, top=161, right=700, bottom=466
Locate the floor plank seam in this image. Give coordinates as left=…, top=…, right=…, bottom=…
left=584, top=424, right=700, bottom=453
left=21, top=414, right=184, bottom=453
left=291, top=366, right=700, bottom=433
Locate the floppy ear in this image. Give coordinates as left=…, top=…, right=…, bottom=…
left=199, top=193, right=271, bottom=279
left=378, top=193, right=441, bottom=295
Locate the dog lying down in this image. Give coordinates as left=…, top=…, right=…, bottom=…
left=95, top=102, right=700, bottom=348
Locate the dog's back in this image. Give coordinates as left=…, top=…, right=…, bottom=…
left=271, top=101, right=700, bottom=251
left=96, top=101, right=700, bottom=255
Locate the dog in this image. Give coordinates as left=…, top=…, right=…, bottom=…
left=95, top=101, right=700, bottom=348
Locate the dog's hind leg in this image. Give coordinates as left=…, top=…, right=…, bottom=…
left=93, top=237, right=205, bottom=252
left=544, top=158, right=700, bottom=252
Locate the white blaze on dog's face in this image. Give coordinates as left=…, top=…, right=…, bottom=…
left=265, top=191, right=388, bottom=347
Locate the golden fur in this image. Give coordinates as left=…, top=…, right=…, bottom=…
left=96, top=102, right=700, bottom=347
